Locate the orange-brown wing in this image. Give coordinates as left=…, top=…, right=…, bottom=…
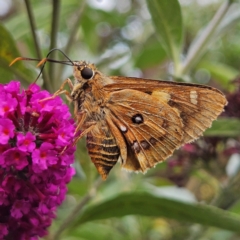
left=105, top=77, right=227, bottom=143
left=105, top=89, right=184, bottom=172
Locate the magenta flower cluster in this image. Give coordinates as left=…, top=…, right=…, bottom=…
left=0, top=81, right=76, bottom=239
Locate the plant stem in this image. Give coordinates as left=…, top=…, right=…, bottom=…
left=24, top=0, right=53, bottom=92
left=211, top=171, right=240, bottom=209
left=55, top=0, right=86, bottom=82
left=180, top=0, right=232, bottom=76
left=49, top=0, right=61, bottom=90
left=65, top=0, right=86, bottom=56
left=50, top=177, right=102, bottom=240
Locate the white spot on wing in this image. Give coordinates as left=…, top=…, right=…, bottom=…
left=120, top=125, right=127, bottom=133
left=132, top=141, right=140, bottom=153
left=190, top=90, right=198, bottom=105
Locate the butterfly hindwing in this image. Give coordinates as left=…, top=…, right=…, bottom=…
left=106, top=89, right=184, bottom=172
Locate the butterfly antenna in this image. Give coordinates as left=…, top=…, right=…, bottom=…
left=47, top=48, right=74, bottom=64
left=9, top=57, right=42, bottom=66
left=34, top=49, right=74, bottom=83
left=10, top=49, right=74, bottom=84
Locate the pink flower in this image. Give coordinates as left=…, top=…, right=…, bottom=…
left=0, top=81, right=76, bottom=239
left=32, top=142, right=58, bottom=172
left=0, top=224, right=8, bottom=239
left=0, top=93, right=18, bottom=117
left=182, top=144, right=197, bottom=153
left=17, top=132, right=36, bottom=152
left=0, top=119, right=15, bottom=144
left=11, top=200, right=31, bottom=219
left=3, top=148, right=28, bottom=170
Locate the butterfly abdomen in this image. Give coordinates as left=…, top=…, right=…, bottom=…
left=86, top=132, right=120, bottom=180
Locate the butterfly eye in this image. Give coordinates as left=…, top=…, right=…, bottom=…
left=81, top=67, right=94, bottom=80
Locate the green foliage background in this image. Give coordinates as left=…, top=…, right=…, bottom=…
left=1, top=0, right=240, bottom=239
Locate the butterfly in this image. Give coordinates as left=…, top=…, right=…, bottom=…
left=10, top=56, right=227, bottom=180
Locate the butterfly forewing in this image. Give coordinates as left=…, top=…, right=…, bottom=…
left=105, top=77, right=227, bottom=143
left=166, top=87, right=226, bottom=143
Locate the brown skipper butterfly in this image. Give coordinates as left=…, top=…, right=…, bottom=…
left=10, top=55, right=227, bottom=180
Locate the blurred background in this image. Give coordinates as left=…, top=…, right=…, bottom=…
left=1, top=0, right=240, bottom=239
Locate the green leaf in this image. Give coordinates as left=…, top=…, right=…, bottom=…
left=204, top=118, right=240, bottom=137
left=73, top=192, right=240, bottom=233
left=230, top=200, right=240, bottom=215
left=134, top=37, right=166, bottom=69
left=81, top=8, right=101, bottom=54
left=67, top=222, right=125, bottom=240
left=197, top=61, right=238, bottom=91
left=146, top=0, right=183, bottom=67
left=0, top=24, right=34, bottom=84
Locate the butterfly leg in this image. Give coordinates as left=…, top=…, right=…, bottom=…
left=73, top=110, right=96, bottom=145
left=73, top=99, right=84, bottom=121
left=39, top=78, right=73, bottom=102
left=74, top=111, right=87, bottom=134
left=60, top=124, right=96, bottom=154
left=60, top=115, right=96, bottom=154
left=73, top=123, right=96, bottom=146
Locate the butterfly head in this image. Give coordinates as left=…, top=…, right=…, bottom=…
left=71, top=61, right=102, bottom=101
left=73, top=61, right=97, bottom=83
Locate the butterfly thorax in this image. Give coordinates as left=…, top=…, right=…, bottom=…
left=71, top=63, right=111, bottom=123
